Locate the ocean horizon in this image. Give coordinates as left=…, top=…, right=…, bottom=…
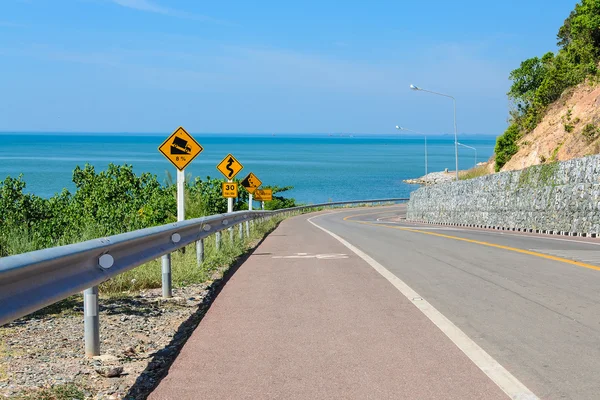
left=0, top=132, right=497, bottom=203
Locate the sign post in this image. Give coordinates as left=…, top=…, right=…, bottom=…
left=241, top=172, right=262, bottom=236
left=157, top=126, right=203, bottom=296
left=246, top=193, right=253, bottom=236
left=158, top=126, right=203, bottom=221
left=217, top=154, right=244, bottom=213
left=177, top=170, right=185, bottom=221
left=217, top=154, right=244, bottom=242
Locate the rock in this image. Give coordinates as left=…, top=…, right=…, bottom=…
left=122, top=347, right=137, bottom=357
left=95, top=366, right=124, bottom=378
left=93, top=354, right=119, bottom=363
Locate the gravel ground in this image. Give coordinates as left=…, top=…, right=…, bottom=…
left=403, top=171, right=456, bottom=185
left=0, top=265, right=232, bottom=400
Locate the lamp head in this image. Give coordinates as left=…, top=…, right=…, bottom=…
left=409, top=84, right=420, bottom=91
left=395, top=125, right=401, bottom=130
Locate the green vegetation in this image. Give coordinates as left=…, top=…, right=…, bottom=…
left=539, top=161, right=560, bottom=185
left=517, top=161, right=559, bottom=188
left=0, top=163, right=297, bottom=257
left=494, top=124, right=520, bottom=171
left=496, top=0, right=600, bottom=170
left=459, top=165, right=490, bottom=180
left=582, top=123, right=600, bottom=141
left=551, top=142, right=564, bottom=161
left=517, top=162, right=559, bottom=188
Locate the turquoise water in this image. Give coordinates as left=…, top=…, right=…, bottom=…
left=0, top=133, right=496, bottom=204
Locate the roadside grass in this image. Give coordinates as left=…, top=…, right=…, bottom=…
left=14, top=383, right=86, bottom=400
left=100, top=215, right=284, bottom=294
left=459, top=165, right=491, bottom=180
left=0, top=335, right=8, bottom=382
left=0, top=327, right=23, bottom=384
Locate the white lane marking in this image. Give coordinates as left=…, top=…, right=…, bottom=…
left=378, top=221, right=600, bottom=247
left=307, top=214, right=538, bottom=400
left=272, top=253, right=348, bottom=259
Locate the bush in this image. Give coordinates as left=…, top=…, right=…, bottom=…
left=582, top=123, right=599, bottom=141
left=0, top=164, right=297, bottom=256
left=495, top=124, right=520, bottom=171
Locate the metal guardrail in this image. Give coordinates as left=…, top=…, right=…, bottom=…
left=0, top=198, right=407, bottom=355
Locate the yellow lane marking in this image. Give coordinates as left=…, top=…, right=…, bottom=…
left=348, top=218, right=600, bottom=272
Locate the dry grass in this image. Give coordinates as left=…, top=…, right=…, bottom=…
left=459, top=165, right=492, bottom=180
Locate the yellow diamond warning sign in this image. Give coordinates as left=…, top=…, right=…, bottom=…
left=158, top=127, right=203, bottom=171
left=241, top=172, right=262, bottom=194
left=217, top=154, right=243, bottom=180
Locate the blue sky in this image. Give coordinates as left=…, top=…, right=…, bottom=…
left=0, top=0, right=576, bottom=135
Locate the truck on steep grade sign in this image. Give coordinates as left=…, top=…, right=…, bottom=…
left=158, top=127, right=204, bottom=170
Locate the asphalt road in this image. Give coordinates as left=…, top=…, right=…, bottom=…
left=149, top=210, right=510, bottom=400
left=314, top=205, right=600, bottom=400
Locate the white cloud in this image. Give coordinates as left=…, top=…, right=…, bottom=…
left=109, top=0, right=232, bottom=25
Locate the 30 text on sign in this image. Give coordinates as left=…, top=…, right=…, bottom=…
left=222, top=182, right=238, bottom=198
left=158, top=127, right=203, bottom=171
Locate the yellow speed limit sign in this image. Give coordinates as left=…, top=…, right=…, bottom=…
left=222, top=182, right=238, bottom=198
left=254, top=189, right=272, bottom=201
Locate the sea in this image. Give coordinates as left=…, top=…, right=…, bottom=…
left=0, top=133, right=496, bottom=204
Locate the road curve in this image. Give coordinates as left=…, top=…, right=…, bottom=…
left=313, top=205, right=600, bottom=400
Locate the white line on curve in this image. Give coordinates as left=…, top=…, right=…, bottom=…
left=307, top=214, right=539, bottom=400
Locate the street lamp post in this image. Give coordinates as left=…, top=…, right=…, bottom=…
left=457, top=142, right=477, bottom=167
left=410, top=84, right=458, bottom=181
left=395, top=126, right=427, bottom=177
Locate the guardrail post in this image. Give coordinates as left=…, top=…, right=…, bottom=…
left=196, top=239, right=204, bottom=266
left=239, top=223, right=243, bottom=241
left=84, top=286, right=100, bottom=357
left=162, top=254, right=172, bottom=298
left=245, top=220, right=250, bottom=237
left=216, top=231, right=221, bottom=250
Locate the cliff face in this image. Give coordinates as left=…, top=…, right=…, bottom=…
left=501, top=82, right=600, bottom=172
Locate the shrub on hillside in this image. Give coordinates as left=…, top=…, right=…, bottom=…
left=494, top=124, right=520, bottom=171
left=499, top=0, right=600, bottom=167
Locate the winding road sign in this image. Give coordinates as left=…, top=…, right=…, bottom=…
left=241, top=172, right=262, bottom=194
left=158, top=127, right=203, bottom=171
left=217, top=154, right=243, bottom=180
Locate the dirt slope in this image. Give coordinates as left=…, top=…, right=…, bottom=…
left=502, top=82, right=600, bottom=172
